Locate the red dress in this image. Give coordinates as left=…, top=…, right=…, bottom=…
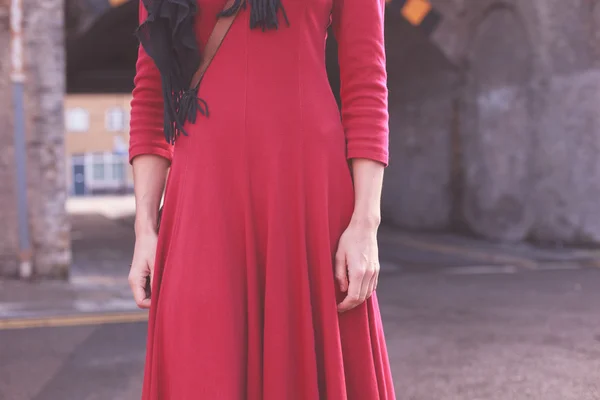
left=129, top=0, right=395, bottom=398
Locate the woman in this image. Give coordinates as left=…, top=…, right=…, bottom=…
left=128, top=0, right=395, bottom=398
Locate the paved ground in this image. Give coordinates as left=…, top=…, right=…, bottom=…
left=2, top=196, right=600, bottom=400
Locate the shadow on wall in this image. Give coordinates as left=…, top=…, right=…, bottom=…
left=381, top=14, right=461, bottom=233
left=66, top=0, right=139, bottom=93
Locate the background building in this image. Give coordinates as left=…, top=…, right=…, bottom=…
left=65, top=93, right=133, bottom=196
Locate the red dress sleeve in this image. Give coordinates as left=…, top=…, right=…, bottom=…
left=128, top=2, right=174, bottom=164
left=332, top=0, right=389, bottom=166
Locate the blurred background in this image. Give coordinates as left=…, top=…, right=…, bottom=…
left=1, top=0, right=600, bottom=399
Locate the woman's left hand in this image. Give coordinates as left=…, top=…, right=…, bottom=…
left=335, top=221, right=380, bottom=313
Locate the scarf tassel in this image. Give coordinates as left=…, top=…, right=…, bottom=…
left=179, top=88, right=209, bottom=124
left=161, top=75, right=210, bottom=145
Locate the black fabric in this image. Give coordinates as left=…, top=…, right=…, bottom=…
left=136, top=0, right=288, bottom=144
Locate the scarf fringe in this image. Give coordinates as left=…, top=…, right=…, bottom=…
left=162, top=74, right=209, bottom=145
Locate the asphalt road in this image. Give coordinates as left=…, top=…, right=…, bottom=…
left=2, top=268, right=600, bottom=400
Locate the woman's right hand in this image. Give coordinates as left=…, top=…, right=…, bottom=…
left=129, top=230, right=158, bottom=309
left=128, top=153, right=170, bottom=309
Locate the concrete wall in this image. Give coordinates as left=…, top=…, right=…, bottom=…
left=0, top=0, right=70, bottom=277
left=460, top=4, right=535, bottom=241
left=0, top=1, right=19, bottom=276
left=24, top=0, right=71, bottom=276
left=385, top=0, right=600, bottom=245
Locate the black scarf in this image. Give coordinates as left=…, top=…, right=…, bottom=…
left=136, top=0, right=288, bottom=145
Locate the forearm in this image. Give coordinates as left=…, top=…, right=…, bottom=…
left=349, top=158, right=384, bottom=229
left=132, top=154, right=170, bottom=235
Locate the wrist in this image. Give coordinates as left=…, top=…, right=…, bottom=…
left=134, top=213, right=158, bottom=236
left=349, top=212, right=381, bottom=230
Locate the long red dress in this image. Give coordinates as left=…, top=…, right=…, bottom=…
left=129, top=0, right=394, bottom=398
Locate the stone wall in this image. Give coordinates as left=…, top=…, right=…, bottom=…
left=0, top=0, right=70, bottom=277
left=384, top=0, right=600, bottom=245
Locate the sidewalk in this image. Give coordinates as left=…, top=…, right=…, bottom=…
left=378, top=225, right=600, bottom=274
left=1, top=195, right=600, bottom=326
left=1, top=197, right=138, bottom=325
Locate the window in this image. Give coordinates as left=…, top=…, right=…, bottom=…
left=105, top=107, right=127, bottom=132
left=65, top=108, right=89, bottom=132
left=92, top=153, right=105, bottom=181
left=112, top=161, right=125, bottom=181
left=86, top=152, right=129, bottom=187
left=84, top=152, right=131, bottom=193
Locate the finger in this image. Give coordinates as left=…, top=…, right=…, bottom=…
left=148, top=256, right=155, bottom=291
left=337, top=265, right=364, bottom=313
left=373, top=272, right=379, bottom=293
left=366, top=266, right=377, bottom=300
left=138, top=291, right=152, bottom=309
left=357, top=263, right=373, bottom=302
left=372, top=259, right=381, bottom=295
left=129, top=267, right=151, bottom=309
left=334, top=251, right=349, bottom=293
left=132, top=279, right=151, bottom=309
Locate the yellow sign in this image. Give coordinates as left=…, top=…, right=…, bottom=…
left=109, top=0, right=129, bottom=7
left=401, top=0, right=433, bottom=26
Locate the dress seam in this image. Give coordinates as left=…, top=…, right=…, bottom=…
left=242, top=18, right=253, bottom=399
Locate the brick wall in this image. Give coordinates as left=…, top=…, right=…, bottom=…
left=64, top=93, right=134, bottom=194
